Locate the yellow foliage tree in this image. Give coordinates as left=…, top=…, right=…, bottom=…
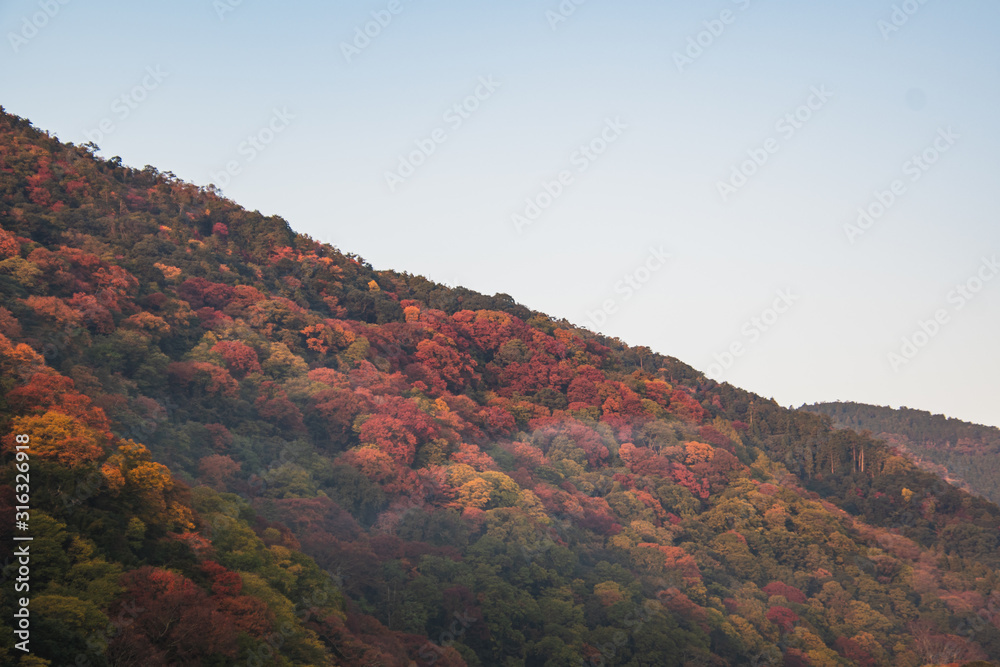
left=102, top=439, right=195, bottom=530
left=457, top=478, right=491, bottom=509
left=593, top=581, right=625, bottom=607
left=10, top=411, right=106, bottom=467
left=684, top=441, right=715, bottom=464
left=0, top=332, right=46, bottom=379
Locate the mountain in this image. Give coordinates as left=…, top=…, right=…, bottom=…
left=800, top=402, right=1000, bottom=507
left=1, top=106, right=999, bottom=666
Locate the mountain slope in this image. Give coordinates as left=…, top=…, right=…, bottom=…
left=801, top=401, right=1000, bottom=507
left=1, top=106, right=1000, bottom=666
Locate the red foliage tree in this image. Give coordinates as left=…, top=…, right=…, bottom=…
left=766, top=605, right=799, bottom=633
left=311, top=387, right=369, bottom=442
left=667, top=389, right=707, bottom=424
left=698, top=424, right=734, bottom=450
left=412, top=334, right=475, bottom=393
left=567, top=375, right=599, bottom=406
left=0, top=306, right=21, bottom=338
left=641, top=379, right=672, bottom=407
left=338, top=447, right=419, bottom=494
left=167, top=361, right=239, bottom=397
left=201, top=560, right=243, bottom=597
left=6, top=372, right=110, bottom=431
left=529, top=416, right=610, bottom=467
left=598, top=381, right=645, bottom=419
left=205, top=423, right=233, bottom=451
left=762, top=581, right=807, bottom=604
left=478, top=405, right=515, bottom=436
left=452, top=310, right=528, bottom=353
left=618, top=443, right=673, bottom=478
left=198, top=454, right=240, bottom=490
left=833, top=637, right=877, bottom=667
left=450, top=442, right=496, bottom=471
left=782, top=648, right=811, bottom=667
left=111, top=567, right=239, bottom=663
left=68, top=292, right=115, bottom=333
left=670, top=463, right=710, bottom=499
left=0, top=225, right=20, bottom=258
left=358, top=414, right=417, bottom=465
left=223, top=284, right=267, bottom=317
left=255, top=381, right=306, bottom=433
left=211, top=340, right=261, bottom=378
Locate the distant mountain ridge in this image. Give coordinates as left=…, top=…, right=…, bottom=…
left=800, top=401, right=1000, bottom=506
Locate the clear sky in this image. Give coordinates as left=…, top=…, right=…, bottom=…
left=2, top=0, right=998, bottom=428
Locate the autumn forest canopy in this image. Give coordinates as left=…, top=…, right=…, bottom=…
left=1, top=107, right=999, bottom=666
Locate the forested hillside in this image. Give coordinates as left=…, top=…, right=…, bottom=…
left=801, top=402, right=1000, bottom=508
left=2, top=106, right=999, bottom=666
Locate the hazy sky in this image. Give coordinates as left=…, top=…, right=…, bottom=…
left=2, top=0, right=998, bottom=428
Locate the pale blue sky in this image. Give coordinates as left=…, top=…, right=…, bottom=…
left=2, top=0, right=998, bottom=427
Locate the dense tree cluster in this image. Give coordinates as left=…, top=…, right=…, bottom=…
left=1, top=107, right=999, bottom=665
left=803, top=402, right=1000, bottom=507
